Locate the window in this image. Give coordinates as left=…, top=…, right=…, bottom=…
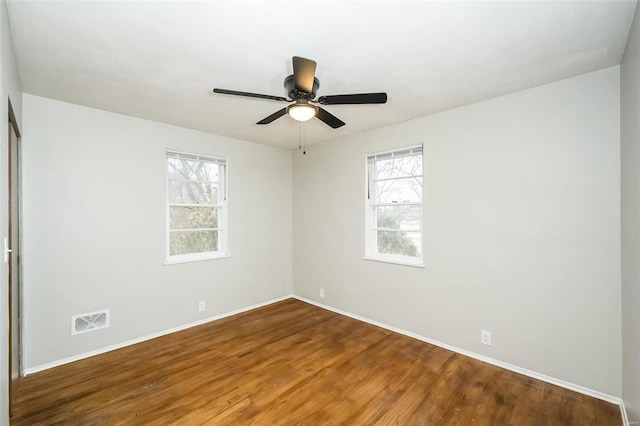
left=166, top=150, right=228, bottom=263
left=366, top=145, right=423, bottom=266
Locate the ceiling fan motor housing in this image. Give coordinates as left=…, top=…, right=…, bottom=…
left=284, top=75, right=320, bottom=100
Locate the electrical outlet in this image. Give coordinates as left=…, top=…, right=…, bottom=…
left=198, top=301, right=206, bottom=312
left=320, top=288, right=325, bottom=298
left=481, top=330, right=491, bottom=345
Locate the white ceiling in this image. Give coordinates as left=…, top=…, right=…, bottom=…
left=6, top=0, right=638, bottom=149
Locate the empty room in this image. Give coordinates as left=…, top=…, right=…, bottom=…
left=0, top=0, right=639, bottom=424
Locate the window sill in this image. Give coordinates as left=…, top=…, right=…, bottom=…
left=362, top=255, right=425, bottom=268
left=164, top=253, right=231, bottom=265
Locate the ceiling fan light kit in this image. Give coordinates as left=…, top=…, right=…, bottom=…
left=287, top=102, right=317, bottom=122
left=213, top=56, right=388, bottom=129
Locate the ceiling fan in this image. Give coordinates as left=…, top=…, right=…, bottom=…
left=213, top=56, right=388, bottom=129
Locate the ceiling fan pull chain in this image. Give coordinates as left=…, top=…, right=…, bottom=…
left=303, top=123, right=306, bottom=155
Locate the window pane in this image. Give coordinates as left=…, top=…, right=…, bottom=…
left=168, top=180, right=219, bottom=204
left=170, top=230, right=218, bottom=255
left=367, top=147, right=423, bottom=263
left=375, top=177, right=422, bottom=203
left=170, top=206, right=218, bottom=230
left=376, top=205, right=421, bottom=231
left=377, top=230, right=421, bottom=257
left=375, top=156, right=422, bottom=180
left=168, top=158, right=220, bottom=181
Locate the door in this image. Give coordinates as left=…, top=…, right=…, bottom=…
left=8, top=119, right=20, bottom=415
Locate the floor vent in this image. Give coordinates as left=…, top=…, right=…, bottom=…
left=71, top=309, right=110, bottom=335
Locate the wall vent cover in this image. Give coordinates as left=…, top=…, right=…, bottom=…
left=71, top=309, right=110, bottom=335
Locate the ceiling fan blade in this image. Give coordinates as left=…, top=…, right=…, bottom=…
left=292, top=56, right=317, bottom=93
left=213, top=88, right=289, bottom=102
left=317, top=93, right=388, bottom=105
left=316, top=107, right=345, bottom=129
left=257, top=108, right=288, bottom=125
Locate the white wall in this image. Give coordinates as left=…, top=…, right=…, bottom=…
left=293, top=67, right=621, bottom=397
left=0, top=0, right=22, bottom=422
left=21, top=95, right=292, bottom=370
left=1, top=1, right=21, bottom=130
left=621, top=4, right=640, bottom=422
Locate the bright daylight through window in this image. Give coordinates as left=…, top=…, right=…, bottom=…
left=166, top=151, right=228, bottom=263
left=366, top=145, right=423, bottom=266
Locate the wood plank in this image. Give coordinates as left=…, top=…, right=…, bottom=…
left=11, top=299, right=621, bottom=425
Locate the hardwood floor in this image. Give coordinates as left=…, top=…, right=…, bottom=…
left=12, top=299, right=621, bottom=425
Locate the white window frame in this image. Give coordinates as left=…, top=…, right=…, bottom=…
left=165, top=150, right=230, bottom=265
left=364, top=145, right=424, bottom=267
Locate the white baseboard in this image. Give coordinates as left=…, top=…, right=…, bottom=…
left=23, top=294, right=294, bottom=376
left=621, top=400, right=630, bottom=426
left=293, top=295, right=623, bottom=408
